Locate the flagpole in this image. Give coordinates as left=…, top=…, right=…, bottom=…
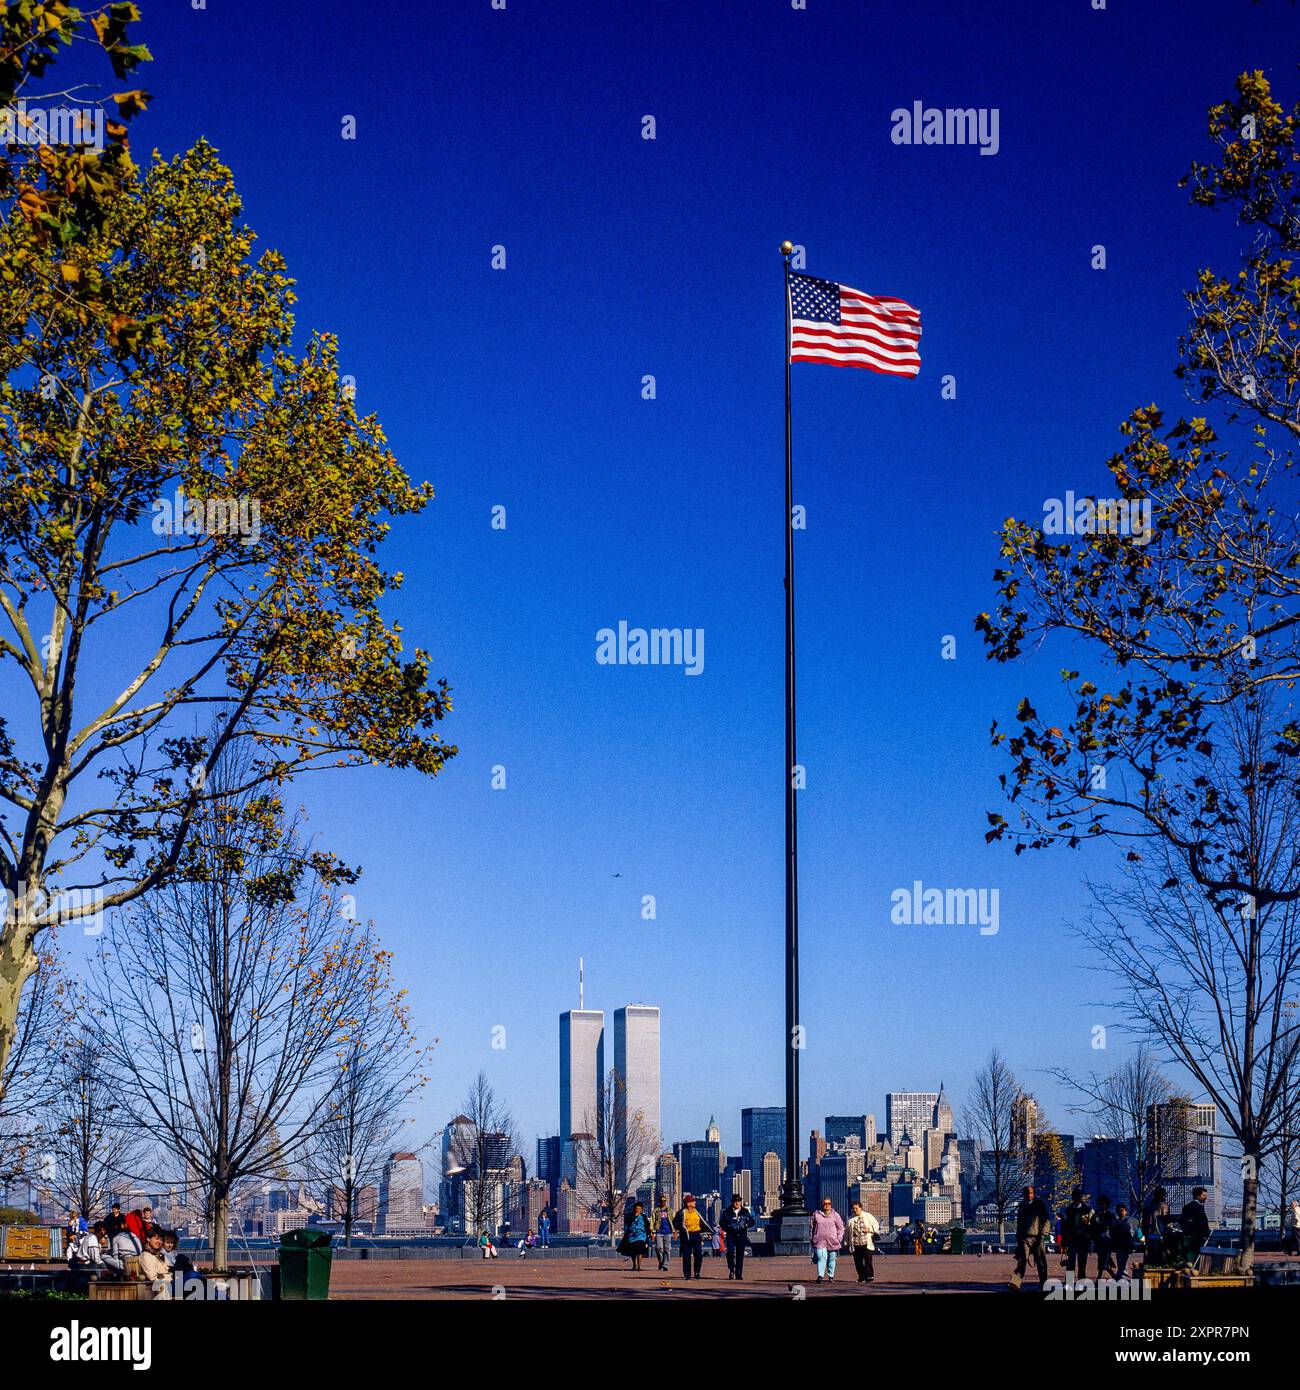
left=777, top=238, right=804, bottom=1220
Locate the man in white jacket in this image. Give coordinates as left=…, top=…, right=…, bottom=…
left=845, top=1201, right=880, bottom=1284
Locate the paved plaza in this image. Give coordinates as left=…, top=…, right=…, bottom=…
left=329, top=1252, right=1083, bottom=1299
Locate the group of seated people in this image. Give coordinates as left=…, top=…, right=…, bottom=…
left=66, top=1202, right=198, bottom=1293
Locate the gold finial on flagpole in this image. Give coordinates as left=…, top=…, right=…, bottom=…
left=779, top=240, right=794, bottom=256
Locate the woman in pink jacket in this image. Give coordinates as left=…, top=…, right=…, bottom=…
left=809, top=1198, right=845, bottom=1282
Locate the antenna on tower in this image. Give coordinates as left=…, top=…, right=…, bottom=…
left=579, top=956, right=584, bottom=1010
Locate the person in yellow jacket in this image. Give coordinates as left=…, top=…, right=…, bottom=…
left=672, top=1194, right=715, bottom=1280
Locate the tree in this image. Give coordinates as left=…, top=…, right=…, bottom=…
left=445, top=1072, right=519, bottom=1242
left=1050, top=1045, right=1175, bottom=1215
left=977, top=71, right=1300, bottom=1272
left=1031, top=1131, right=1075, bottom=1215
left=962, top=1049, right=1032, bottom=1241
left=87, top=748, right=384, bottom=1270
left=41, top=1026, right=147, bottom=1220
left=305, top=952, right=434, bottom=1247
left=0, top=127, right=456, bottom=1092
left=574, top=1070, right=661, bottom=1245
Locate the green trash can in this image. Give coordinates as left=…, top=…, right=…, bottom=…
left=949, top=1227, right=966, bottom=1254
left=278, top=1228, right=333, bottom=1300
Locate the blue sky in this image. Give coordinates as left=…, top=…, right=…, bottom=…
left=54, top=0, right=1298, bottom=1173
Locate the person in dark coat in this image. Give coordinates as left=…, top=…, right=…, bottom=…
left=1092, top=1194, right=1116, bottom=1277
left=719, top=1194, right=754, bottom=1281
left=102, top=1202, right=126, bottom=1240
left=1179, top=1186, right=1212, bottom=1270
left=1111, top=1204, right=1135, bottom=1279
left=1141, top=1186, right=1170, bottom=1264
left=1008, top=1185, right=1052, bottom=1292
left=1059, top=1187, right=1095, bottom=1280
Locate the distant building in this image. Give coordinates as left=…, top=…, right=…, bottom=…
left=889, top=1176, right=919, bottom=1227
left=327, top=1184, right=378, bottom=1227
left=761, top=1152, right=782, bottom=1215
left=825, top=1115, right=869, bottom=1148
left=514, top=1178, right=551, bottom=1233
left=378, top=1152, right=423, bottom=1234
left=1148, top=1100, right=1221, bottom=1223
left=1077, top=1136, right=1138, bottom=1208
left=655, top=1152, right=681, bottom=1212
left=1010, top=1094, right=1039, bottom=1151
left=887, top=1093, right=939, bottom=1149
left=674, top=1138, right=722, bottom=1200
left=536, top=1135, right=562, bottom=1205
left=560, top=1007, right=605, bottom=1174
left=914, top=1192, right=953, bottom=1226
left=854, top=1179, right=891, bottom=1226
left=742, top=1108, right=786, bottom=1212
left=440, top=1116, right=473, bottom=1233
left=613, top=1004, right=661, bottom=1193
left=818, top=1150, right=865, bottom=1217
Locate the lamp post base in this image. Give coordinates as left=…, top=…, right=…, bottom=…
left=765, top=1196, right=809, bottom=1256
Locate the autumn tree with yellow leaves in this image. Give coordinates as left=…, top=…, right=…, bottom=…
left=0, top=9, right=454, bottom=1099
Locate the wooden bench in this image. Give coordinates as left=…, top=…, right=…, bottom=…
left=88, top=1276, right=151, bottom=1301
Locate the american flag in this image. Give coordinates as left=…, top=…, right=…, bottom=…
left=787, top=272, right=921, bottom=377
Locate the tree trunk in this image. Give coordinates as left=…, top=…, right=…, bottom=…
left=1240, top=1154, right=1260, bottom=1275
left=0, top=915, right=39, bottom=1101
left=213, top=1190, right=231, bottom=1273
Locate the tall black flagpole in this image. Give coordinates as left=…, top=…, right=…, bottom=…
left=777, top=239, right=804, bottom=1219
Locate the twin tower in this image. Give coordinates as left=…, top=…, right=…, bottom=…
left=560, top=1001, right=662, bottom=1194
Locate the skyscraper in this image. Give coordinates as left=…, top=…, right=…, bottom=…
left=761, top=1152, right=782, bottom=1215
left=377, top=1152, right=423, bottom=1234
left=560, top=1007, right=605, bottom=1168
left=886, top=1092, right=939, bottom=1148
left=655, top=1151, right=681, bottom=1212
left=742, top=1107, right=786, bottom=1212
left=825, top=1115, right=869, bottom=1148
left=613, top=1004, right=661, bottom=1192
left=1148, top=1100, right=1221, bottom=1222
left=674, top=1138, right=722, bottom=1199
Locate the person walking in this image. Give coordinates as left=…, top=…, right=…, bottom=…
left=720, top=1194, right=754, bottom=1281
left=672, top=1194, right=714, bottom=1280
left=1178, top=1186, right=1211, bottom=1271
left=1060, top=1188, right=1095, bottom=1280
left=1092, top=1195, right=1116, bottom=1277
left=809, top=1197, right=845, bottom=1283
left=1008, top=1185, right=1052, bottom=1292
left=653, top=1198, right=674, bottom=1271
left=1111, top=1204, right=1135, bottom=1279
left=1141, top=1186, right=1169, bottom=1264
left=845, top=1200, right=880, bottom=1284
left=621, top=1202, right=650, bottom=1272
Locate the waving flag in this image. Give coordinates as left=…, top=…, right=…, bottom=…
left=787, top=272, right=922, bottom=377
